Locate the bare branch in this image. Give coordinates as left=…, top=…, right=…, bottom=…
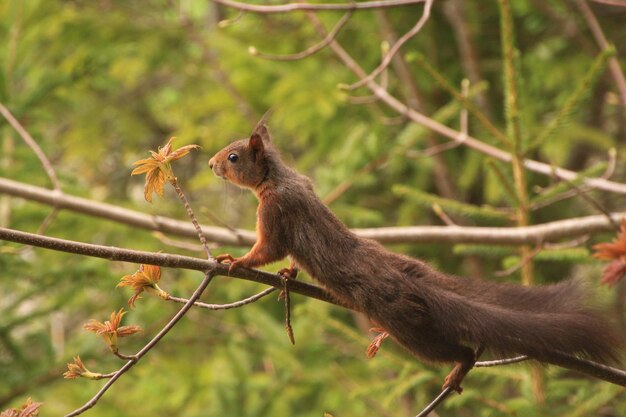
left=0, top=176, right=256, bottom=246
left=0, top=103, right=60, bottom=191
left=590, top=0, right=626, bottom=5
left=0, top=102, right=62, bottom=240
left=415, top=345, right=484, bottom=417
left=0, top=177, right=624, bottom=246
left=167, top=287, right=276, bottom=309
left=548, top=165, right=620, bottom=230
left=346, top=0, right=433, bottom=90
left=0, top=226, right=333, bottom=303
left=169, top=179, right=214, bottom=260
left=414, top=387, right=454, bottom=417
left=251, top=11, right=353, bottom=61
left=152, top=231, right=207, bottom=252
left=212, top=0, right=426, bottom=13
left=476, top=355, right=529, bottom=367
left=575, top=0, right=626, bottom=106
left=494, top=245, right=542, bottom=277
left=530, top=149, right=617, bottom=211
left=542, top=350, right=626, bottom=387
left=1, top=226, right=625, bottom=390
left=303, top=14, right=626, bottom=194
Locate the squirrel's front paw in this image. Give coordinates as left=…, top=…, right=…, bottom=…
left=216, top=254, right=241, bottom=274
left=216, top=254, right=236, bottom=264
left=278, top=267, right=298, bottom=280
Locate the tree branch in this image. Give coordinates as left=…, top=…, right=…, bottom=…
left=1, top=225, right=625, bottom=391
left=0, top=226, right=333, bottom=304
left=212, top=0, right=426, bottom=13
left=250, top=10, right=354, bottom=61
left=575, top=0, right=626, bottom=106
left=302, top=13, right=626, bottom=194
left=167, top=287, right=277, bottom=309
left=346, top=0, right=433, bottom=90
left=0, top=177, right=623, bottom=247
left=0, top=103, right=60, bottom=191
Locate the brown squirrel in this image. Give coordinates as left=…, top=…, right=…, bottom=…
left=208, top=119, right=624, bottom=392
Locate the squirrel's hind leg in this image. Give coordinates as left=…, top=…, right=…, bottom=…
left=443, top=360, right=473, bottom=393
left=442, top=345, right=484, bottom=394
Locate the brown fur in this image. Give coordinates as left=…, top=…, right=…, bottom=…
left=208, top=121, right=624, bottom=391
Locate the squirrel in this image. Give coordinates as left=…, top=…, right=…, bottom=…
left=208, top=118, right=624, bottom=393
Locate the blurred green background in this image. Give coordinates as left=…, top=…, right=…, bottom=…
left=1, top=1, right=625, bottom=416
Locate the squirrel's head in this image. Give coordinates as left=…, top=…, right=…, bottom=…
left=208, top=121, right=272, bottom=189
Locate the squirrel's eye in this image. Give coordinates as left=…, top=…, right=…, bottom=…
left=228, top=153, right=239, bottom=163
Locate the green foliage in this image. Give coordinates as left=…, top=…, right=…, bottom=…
left=529, top=162, right=608, bottom=207
left=527, top=47, right=615, bottom=152
left=393, top=184, right=511, bottom=223
left=1, top=1, right=625, bottom=417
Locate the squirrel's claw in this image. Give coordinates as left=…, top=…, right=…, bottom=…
left=366, top=328, right=389, bottom=358
left=278, top=267, right=298, bottom=280
left=442, top=363, right=470, bottom=394
left=216, top=254, right=240, bottom=274
left=216, top=253, right=235, bottom=264
left=277, top=267, right=298, bottom=299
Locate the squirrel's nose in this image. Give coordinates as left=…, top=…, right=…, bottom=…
left=208, top=157, right=214, bottom=170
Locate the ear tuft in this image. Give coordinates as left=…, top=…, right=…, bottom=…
left=252, top=108, right=274, bottom=142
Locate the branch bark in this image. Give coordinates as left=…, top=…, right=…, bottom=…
left=0, top=176, right=623, bottom=246
left=212, top=0, right=426, bottom=13
left=1, top=226, right=625, bottom=390
left=0, top=226, right=332, bottom=304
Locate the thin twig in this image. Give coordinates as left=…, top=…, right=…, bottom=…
left=590, top=0, right=626, bottom=5
left=217, top=10, right=244, bottom=27
left=494, top=245, right=543, bottom=277
left=549, top=165, right=620, bottom=230
left=346, top=0, right=433, bottom=90
left=575, top=0, right=626, bottom=106
left=212, top=0, right=426, bottom=13
left=0, top=103, right=60, bottom=190
left=281, top=276, right=295, bottom=344
left=407, top=79, right=470, bottom=159
left=407, top=138, right=464, bottom=158
left=89, top=372, right=117, bottom=380
left=251, top=10, right=353, bottom=61
left=415, top=346, right=484, bottom=417
left=152, top=231, right=207, bottom=252
left=113, top=351, right=137, bottom=361
left=414, top=387, right=454, bottom=417
left=166, top=287, right=276, bottom=310
left=476, top=355, right=529, bottom=367
left=170, top=179, right=215, bottom=260
left=64, top=271, right=215, bottom=417
left=0, top=102, right=62, bottom=240
left=530, top=149, right=617, bottom=211
left=432, top=203, right=456, bottom=226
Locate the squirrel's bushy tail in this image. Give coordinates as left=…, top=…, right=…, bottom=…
left=426, top=278, right=624, bottom=363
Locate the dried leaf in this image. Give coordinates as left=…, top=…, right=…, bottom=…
left=131, top=137, right=200, bottom=203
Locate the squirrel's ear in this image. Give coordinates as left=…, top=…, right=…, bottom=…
left=249, top=133, right=265, bottom=160
left=253, top=124, right=271, bottom=143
